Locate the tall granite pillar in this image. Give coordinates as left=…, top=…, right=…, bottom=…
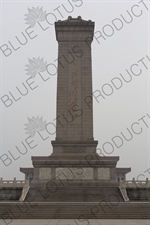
left=55, top=16, right=94, bottom=141
left=51, top=16, right=98, bottom=158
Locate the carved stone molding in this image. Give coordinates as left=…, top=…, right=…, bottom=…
left=63, top=146, right=86, bottom=153
left=57, top=31, right=93, bottom=42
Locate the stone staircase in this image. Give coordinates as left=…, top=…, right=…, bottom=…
left=0, top=202, right=150, bottom=219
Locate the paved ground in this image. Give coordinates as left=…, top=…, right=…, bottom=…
left=0, top=219, right=150, bottom=225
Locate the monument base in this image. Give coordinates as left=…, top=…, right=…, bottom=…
left=25, top=179, right=123, bottom=202
left=25, top=149, right=123, bottom=202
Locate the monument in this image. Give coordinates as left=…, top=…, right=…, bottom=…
left=0, top=16, right=149, bottom=220
left=26, top=16, right=123, bottom=203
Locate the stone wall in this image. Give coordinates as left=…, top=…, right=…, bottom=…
left=0, top=187, right=22, bottom=201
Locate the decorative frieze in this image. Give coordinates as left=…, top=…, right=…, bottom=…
left=98, top=168, right=110, bottom=179
left=57, top=31, right=93, bottom=42
left=56, top=167, right=93, bottom=179
left=39, top=168, right=51, bottom=179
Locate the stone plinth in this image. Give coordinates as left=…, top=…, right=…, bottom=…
left=31, top=155, right=119, bottom=182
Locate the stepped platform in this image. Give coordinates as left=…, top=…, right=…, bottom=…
left=0, top=202, right=150, bottom=219
left=25, top=180, right=124, bottom=202
left=0, top=219, right=149, bottom=225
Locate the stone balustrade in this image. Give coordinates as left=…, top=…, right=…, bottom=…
left=0, top=178, right=27, bottom=188
left=120, top=178, right=150, bottom=188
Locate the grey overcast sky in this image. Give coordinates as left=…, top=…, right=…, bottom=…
left=0, top=0, right=150, bottom=180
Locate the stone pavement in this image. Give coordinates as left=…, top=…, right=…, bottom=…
left=0, top=219, right=150, bottom=225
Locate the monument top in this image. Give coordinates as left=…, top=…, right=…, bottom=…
left=55, top=16, right=94, bottom=42
left=56, top=16, right=94, bottom=25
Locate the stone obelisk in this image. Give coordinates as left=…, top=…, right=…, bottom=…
left=51, top=16, right=98, bottom=159
left=31, top=17, right=120, bottom=197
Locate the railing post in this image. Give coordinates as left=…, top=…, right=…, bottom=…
left=0, top=178, right=3, bottom=186
left=13, top=177, right=17, bottom=186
